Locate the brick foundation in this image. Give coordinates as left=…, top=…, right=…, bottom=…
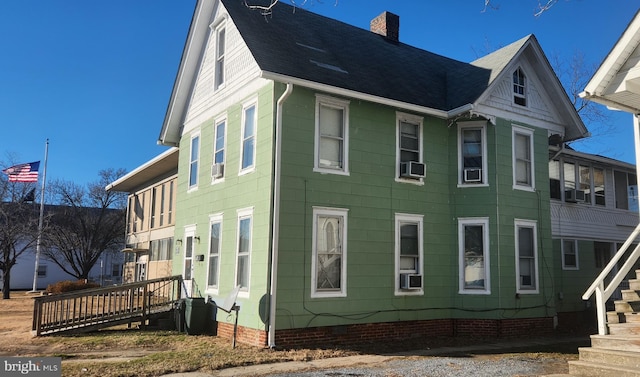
left=216, top=317, right=555, bottom=348
left=556, top=310, right=597, bottom=334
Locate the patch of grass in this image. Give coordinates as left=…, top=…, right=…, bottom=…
left=57, top=333, right=356, bottom=377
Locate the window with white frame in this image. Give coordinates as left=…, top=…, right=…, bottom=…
left=396, top=113, right=424, bottom=181
left=458, top=122, right=487, bottom=185
left=212, top=118, right=226, bottom=180
left=240, top=103, right=256, bottom=172
left=549, top=160, right=561, bottom=200
left=594, top=167, right=605, bottom=206
left=513, top=126, right=534, bottom=190
left=315, top=95, right=349, bottom=174
left=614, top=170, right=638, bottom=211
left=562, top=239, right=578, bottom=270
left=207, top=214, right=223, bottom=289
left=458, top=218, right=490, bottom=294
left=395, top=213, right=423, bottom=294
left=236, top=208, right=253, bottom=291
left=579, top=165, right=591, bottom=204
left=214, top=24, right=225, bottom=90
left=513, top=67, right=527, bottom=106
left=556, top=160, right=607, bottom=206
left=312, top=207, right=348, bottom=298
left=188, top=134, right=200, bottom=189
left=515, top=219, right=538, bottom=293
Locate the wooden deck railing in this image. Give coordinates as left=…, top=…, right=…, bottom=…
left=32, top=275, right=183, bottom=336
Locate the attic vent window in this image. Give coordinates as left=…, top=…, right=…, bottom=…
left=513, top=68, right=527, bottom=106
left=310, top=60, right=348, bottom=74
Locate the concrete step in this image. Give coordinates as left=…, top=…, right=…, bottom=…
left=626, top=313, right=640, bottom=323
left=569, top=360, right=640, bottom=377
left=629, top=279, right=640, bottom=291
left=609, top=323, right=640, bottom=336
left=578, top=346, right=640, bottom=369
left=622, top=289, right=640, bottom=301
left=614, top=300, right=640, bottom=313
left=590, top=334, right=640, bottom=351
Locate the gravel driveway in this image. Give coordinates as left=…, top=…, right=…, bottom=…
left=267, top=353, right=571, bottom=377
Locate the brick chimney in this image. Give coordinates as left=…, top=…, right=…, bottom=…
left=370, top=11, right=399, bottom=42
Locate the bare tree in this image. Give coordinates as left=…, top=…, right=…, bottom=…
left=42, top=168, right=126, bottom=281
left=483, top=0, right=559, bottom=16
left=0, top=170, right=42, bottom=299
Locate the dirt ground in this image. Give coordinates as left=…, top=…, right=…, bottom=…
left=0, top=291, right=159, bottom=359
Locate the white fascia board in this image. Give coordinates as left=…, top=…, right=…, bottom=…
left=105, top=148, right=179, bottom=192
left=159, top=0, right=216, bottom=146
left=584, top=11, right=640, bottom=98
left=261, top=71, right=449, bottom=119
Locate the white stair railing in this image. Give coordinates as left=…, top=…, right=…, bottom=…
left=583, top=223, right=640, bottom=335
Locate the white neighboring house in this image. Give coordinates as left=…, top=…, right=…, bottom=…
left=0, top=245, right=123, bottom=291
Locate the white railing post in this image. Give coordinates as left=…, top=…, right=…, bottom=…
left=595, top=281, right=608, bottom=335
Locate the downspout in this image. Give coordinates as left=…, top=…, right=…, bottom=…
left=268, top=83, right=293, bottom=348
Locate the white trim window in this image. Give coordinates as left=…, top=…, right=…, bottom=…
left=235, top=208, right=253, bottom=293
left=458, top=121, right=487, bottom=186
left=213, top=24, right=226, bottom=90
left=212, top=117, right=226, bottom=182
left=314, top=95, right=349, bottom=175
left=458, top=218, right=490, bottom=294
left=513, top=67, right=527, bottom=106
left=515, top=219, right=538, bottom=293
left=562, top=239, right=579, bottom=270
left=188, top=133, right=200, bottom=190
left=395, top=213, right=424, bottom=295
left=312, top=207, right=348, bottom=298
left=513, top=126, right=535, bottom=191
left=207, top=214, right=223, bottom=290
left=240, top=101, right=257, bottom=173
left=396, top=112, right=424, bottom=183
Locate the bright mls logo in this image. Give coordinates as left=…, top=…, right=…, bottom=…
left=0, top=357, right=61, bottom=376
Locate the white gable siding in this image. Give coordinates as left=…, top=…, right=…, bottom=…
left=482, top=60, right=556, bottom=123
left=183, top=4, right=268, bottom=134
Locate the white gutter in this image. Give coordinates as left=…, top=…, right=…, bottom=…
left=262, top=72, right=449, bottom=119
left=268, top=83, right=293, bottom=348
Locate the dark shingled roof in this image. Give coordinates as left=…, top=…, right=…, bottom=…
left=222, top=0, right=517, bottom=111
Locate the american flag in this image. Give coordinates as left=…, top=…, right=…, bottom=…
left=2, top=161, right=40, bottom=183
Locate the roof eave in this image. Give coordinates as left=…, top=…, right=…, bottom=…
left=261, top=71, right=450, bottom=119
left=158, top=0, right=215, bottom=147
left=583, top=10, right=640, bottom=101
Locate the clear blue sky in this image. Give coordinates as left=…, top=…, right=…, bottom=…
left=0, top=1, right=637, bottom=188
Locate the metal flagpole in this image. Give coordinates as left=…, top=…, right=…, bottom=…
left=31, top=139, right=49, bottom=293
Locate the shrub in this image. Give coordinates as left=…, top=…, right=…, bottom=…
left=45, top=280, right=100, bottom=294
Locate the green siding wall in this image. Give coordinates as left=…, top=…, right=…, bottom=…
left=173, top=83, right=276, bottom=331
left=172, top=81, right=559, bottom=333
left=275, top=85, right=556, bottom=330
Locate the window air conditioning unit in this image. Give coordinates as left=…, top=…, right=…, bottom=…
left=400, top=162, right=426, bottom=179
left=565, top=189, right=585, bottom=203
left=211, top=163, right=224, bottom=178
left=463, top=168, right=482, bottom=183
left=400, top=273, right=422, bottom=290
